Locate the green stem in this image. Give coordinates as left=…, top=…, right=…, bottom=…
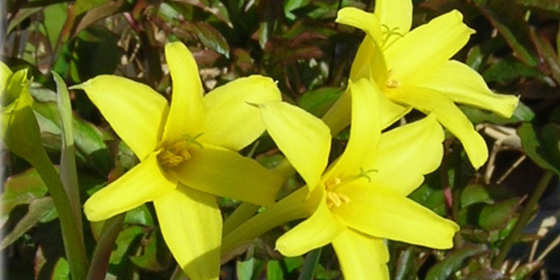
left=221, top=187, right=313, bottom=257
left=33, top=152, right=89, bottom=280
left=86, top=214, right=125, bottom=280
left=491, top=170, right=554, bottom=269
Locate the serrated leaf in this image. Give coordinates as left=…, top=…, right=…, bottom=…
left=425, top=245, right=488, bottom=280
left=1, top=197, right=57, bottom=249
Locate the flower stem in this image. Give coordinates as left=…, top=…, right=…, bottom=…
left=33, top=152, right=89, bottom=280
left=491, top=170, right=555, bottom=269
left=221, top=187, right=313, bottom=257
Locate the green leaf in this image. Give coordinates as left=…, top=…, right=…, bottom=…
left=518, top=0, right=560, bottom=17
left=1, top=197, right=57, bottom=249
left=178, top=21, right=231, bottom=58
left=267, top=260, right=284, bottom=280
left=518, top=123, right=560, bottom=176
left=476, top=0, right=539, bottom=66
left=478, top=198, right=519, bottom=231
left=1, top=168, right=49, bottom=226
left=51, top=258, right=70, bottom=280
left=461, top=101, right=534, bottom=125
left=86, top=214, right=125, bottom=280
left=237, top=258, right=255, bottom=280
left=299, top=87, right=344, bottom=117
left=129, top=229, right=172, bottom=271
left=425, top=245, right=489, bottom=280
left=461, top=184, right=494, bottom=208
left=284, top=0, right=312, bottom=20
left=109, top=225, right=146, bottom=265
left=298, top=248, right=320, bottom=280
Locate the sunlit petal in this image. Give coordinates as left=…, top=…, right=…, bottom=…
left=84, top=153, right=177, bottom=221
left=276, top=188, right=346, bottom=256
left=336, top=8, right=383, bottom=44
left=200, top=75, right=281, bottom=150
left=374, top=0, right=413, bottom=34
left=419, top=60, right=519, bottom=118
left=350, top=36, right=388, bottom=87
left=73, top=76, right=168, bottom=160
left=332, top=229, right=389, bottom=280
left=258, top=101, right=331, bottom=190
left=367, top=114, right=444, bottom=196
left=388, top=86, right=488, bottom=169
left=154, top=185, right=221, bottom=280
left=385, top=10, right=475, bottom=85
left=170, top=147, right=283, bottom=206
left=333, top=183, right=459, bottom=249
left=328, top=79, right=381, bottom=179
left=162, top=42, right=204, bottom=144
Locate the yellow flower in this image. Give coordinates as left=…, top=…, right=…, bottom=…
left=227, top=78, right=459, bottom=280
left=74, top=42, right=283, bottom=280
left=327, top=0, right=519, bottom=169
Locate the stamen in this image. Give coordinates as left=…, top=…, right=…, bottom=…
left=386, top=69, right=401, bottom=89
left=326, top=191, right=352, bottom=208
left=158, top=139, right=192, bottom=167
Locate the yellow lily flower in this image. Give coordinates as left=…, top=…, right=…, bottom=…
left=328, top=0, right=519, bottom=169
left=74, top=42, right=283, bottom=280
left=224, top=78, right=459, bottom=280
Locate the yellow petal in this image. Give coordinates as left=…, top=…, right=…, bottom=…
left=276, top=188, right=346, bottom=256
left=84, top=153, right=177, bottom=221
left=200, top=75, right=281, bottom=150
left=368, top=114, right=444, bottom=196
left=73, top=75, right=168, bottom=160
left=154, top=185, right=221, bottom=280
left=170, top=147, right=283, bottom=206
left=333, top=183, right=459, bottom=249
left=337, top=7, right=383, bottom=44
left=350, top=36, right=388, bottom=87
left=161, top=42, right=204, bottom=145
left=322, top=79, right=408, bottom=135
left=258, top=101, right=331, bottom=190
left=327, top=79, right=381, bottom=179
left=388, top=86, right=488, bottom=169
left=419, top=60, right=519, bottom=118
left=374, top=0, right=413, bottom=34
left=385, top=10, right=475, bottom=85
left=332, top=229, right=389, bottom=280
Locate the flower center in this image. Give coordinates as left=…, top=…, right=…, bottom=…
left=386, top=69, right=400, bottom=89
left=323, top=168, right=377, bottom=209
left=157, top=133, right=204, bottom=168
left=158, top=139, right=192, bottom=167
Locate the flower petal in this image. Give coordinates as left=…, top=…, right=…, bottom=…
left=327, top=79, right=381, bottom=179
left=332, top=229, right=389, bottom=280
left=368, top=113, right=444, bottom=196
left=350, top=36, right=388, bottom=87
left=374, top=0, right=413, bottom=35
left=170, top=147, right=283, bottom=206
left=154, top=185, right=221, bottom=280
left=161, top=42, right=204, bottom=144
left=333, top=183, right=459, bottom=249
left=388, top=86, right=488, bottom=169
left=385, top=10, right=475, bottom=85
left=200, top=75, right=281, bottom=150
left=419, top=60, right=519, bottom=118
left=276, top=188, right=346, bottom=256
left=258, top=101, right=331, bottom=190
left=84, top=152, right=177, bottom=221
left=337, top=8, right=383, bottom=44
left=73, top=76, right=168, bottom=160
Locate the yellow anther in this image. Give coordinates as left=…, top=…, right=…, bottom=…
left=386, top=69, right=401, bottom=88
left=325, top=177, right=342, bottom=190
left=326, top=191, right=351, bottom=208
left=158, top=139, right=192, bottom=167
